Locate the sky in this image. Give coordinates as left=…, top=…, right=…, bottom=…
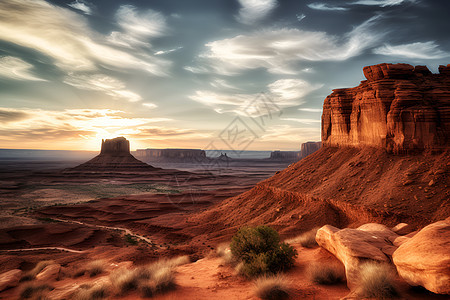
left=0, top=0, right=449, bottom=151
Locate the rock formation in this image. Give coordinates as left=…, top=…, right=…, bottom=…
left=134, top=148, right=206, bottom=163
left=71, top=137, right=157, bottom=171
left=300, top=141, right=321, bottom=158
left=269, top=150, right=301, bottom=161
left=322, top=63, right=450, bottom=153
left=315, top=223, right=398, bottom=290
left=393, top=217, right=450, bottom=294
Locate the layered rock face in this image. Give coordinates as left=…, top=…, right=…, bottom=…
left=269, top=150, right=301, bottom=161
left=322, top=63, right=450, bottom=153
left=300, top=141, right=321, bottom=158
left=71, top=137, right=156, bottom=171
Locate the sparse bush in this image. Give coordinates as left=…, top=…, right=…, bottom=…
left=20, top=283, right=52, bottom=299
left=254, top=274, right=291, bottom=300
left=73, top=260, right=105, bottom=278
left=307, top=261, right=345, bottom=285
left=231, top=226, right=297, bottom=277
left=286, top=227, right=319, bottom=248
left=72, top=284, right=110, bottom=300
left=110, top=269, right=140, bottom=294
left=358, top=261, right=398, bottom=299
left=215, top=243, right=235, bottom=265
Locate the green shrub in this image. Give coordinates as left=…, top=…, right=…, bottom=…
left=230, top=226, right=297, bottom=277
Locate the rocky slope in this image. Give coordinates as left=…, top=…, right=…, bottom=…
left=322, top=63, right=450, bottom=153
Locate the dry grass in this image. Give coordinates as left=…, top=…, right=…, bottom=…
left=72, top=284, right=110, bottom=300
left=19, top=283, right=52, bottom=299
left=20, top=260, right=55, bottom=282
left=254, top=274, right=291, bottom=300
left=73, top=260, right=106, bottom=278
left=358, top=261, right=399, bottom=299
left=307, top=261, right=345, bottom=285
left=109, top=256, right=187, bottom=297
left=285, top=227, right=319, bottom=248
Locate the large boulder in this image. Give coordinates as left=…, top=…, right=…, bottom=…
left=393, top=218, right=450, bottom=294
left=0, top=269, right=22, bottom=292
left=315, top=223, right=398, bottom=289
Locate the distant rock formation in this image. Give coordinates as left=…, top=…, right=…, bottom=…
left=134, top=148, right=206, bottom=163
left=269, top=150, right=301, bottom=161
left=300, top=141, right=321, bottom=158
left=322, top=63, right=450, bottom=153
left=71, top=137, right=156, bottom=171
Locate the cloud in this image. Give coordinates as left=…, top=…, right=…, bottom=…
left=0, top=107, right=175, bottom=147
left=281, top=118, right=321, bottom=124
left=67, top=0, right=94, bottom=15
left=350, top=0, right=416, bottom=7
left=143, top=103, right=158, bottom=109
left=63, top=74, right=143, bottom=102
left=307, top=3, right=349, bottom=11
left=0, top=56, right=46, bottom=81
left=268, top=79, right=323, bottom=101
left=0, top=108, right=29, bottom=123
left=116, top=5, right=168, bottom=38
left=0, top=0, right=169, bottom=75
left=200, top=15, right=383, bottom=75
left=298, top=108, right=322, bottom=112
left=190, top=78, right=322, bottom=115
left=236, top=0, right=278, bottom=25
left=154, top=46, right=183, bottom=55
left=373, top=41, right=450, bottom=59
left=296, top=13, right=306, bottom=22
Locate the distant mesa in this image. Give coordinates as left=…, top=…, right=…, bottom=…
left=70, top=137, right=157, bottom=172
left=269, top=150, right=301, bottom=161
left=300, top=141, right=321, bottom=158
left=322, top=63, right=450, bottom=153
left=134, top=148, right=207, bottom=163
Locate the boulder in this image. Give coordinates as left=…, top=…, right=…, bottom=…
left=391, top=223, right=415, bottom=235
left=393, top=219, right=450, bottom=294
left=322, top=63, right=450, bottom=153
left=315, top=223, right=398, bottom=290
left=0, top=269, right=22, bottom=292
left=36, top=264, right=61, bottom=282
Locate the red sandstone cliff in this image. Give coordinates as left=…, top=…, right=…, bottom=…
left=322, top=63, right=450, bottom=153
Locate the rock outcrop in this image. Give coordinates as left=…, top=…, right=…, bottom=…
left=134, top=148, right=206, bottom=163
left=300, top=141, right=321, bottom=158
left=315, top=223, right=399, bottom=290
left=70, top=137, right=157, bottom=171
left=393, top=217, right=450, bottom=294
left=269, top=150, right=301, bottom=161
left=322, top=63, right=450, bottom=153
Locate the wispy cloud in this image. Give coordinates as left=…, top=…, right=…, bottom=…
left=142, top=103, right=158, bottom=109
left=63, top=74, right=143, bottom=102
left=154, top=46, right=183, bottom=55
left=116, top=5, right=168, bottom=39
left=281, top=118, right=321, bottom=124
left=373, top=41, right=450, bottom=59
left=197, top=15, right=383, bottom=75
left=67, top=0, right=94, bottom=15
left=296, top=13, right=306, bottom=22
left=237, top=0, right=278, bottom=25
left=0, top=0, right=169, bottom=75
left=351, top=0, right=416, bottom=7
left=0, top=56, right=46, bottom=81
left=307, top=3, right=349, bottom=11
left=190, top=78, right=322, bottom=115
left=0, top=107, right=179, bottom=149
left=298, top=108, right=322, bottom=112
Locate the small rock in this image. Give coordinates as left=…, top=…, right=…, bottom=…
left=428, top=179, right=435, bottom=186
